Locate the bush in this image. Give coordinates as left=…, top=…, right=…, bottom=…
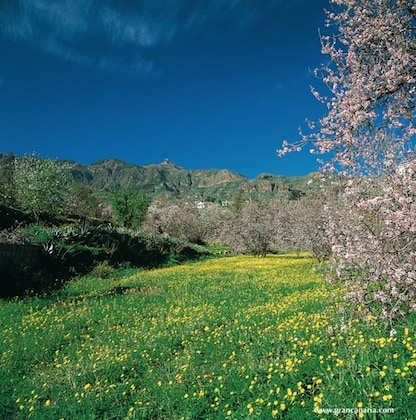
left=92, top=260, right=114, bottom=279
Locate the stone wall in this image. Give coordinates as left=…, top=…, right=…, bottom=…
left=0, top=243, right=42, bottom=269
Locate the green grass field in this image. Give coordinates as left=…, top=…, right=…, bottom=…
left=1, top=255, right=415, bottom=419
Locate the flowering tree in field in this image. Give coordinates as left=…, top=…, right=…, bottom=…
left=220, top=200, right=283, bottom=257
left=282, top=192, right=332, bottom=262
left=325, top=165, right=416, bottom=319
left=280, top=0, right=416, bottom=175
left=279, top=0, right=416, bottom=320
left=13, top=154, right=71, bottom=220
left=142, top=203, right=207, bottom=244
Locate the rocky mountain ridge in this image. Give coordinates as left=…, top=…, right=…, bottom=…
left=1, top=153, right=315, bottom=202
left=68, top=157, right=314, bottom=202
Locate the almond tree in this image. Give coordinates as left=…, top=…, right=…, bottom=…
left=280, top=0, right=416, bottom=176
left=279, top=0, right=416, bottom=320
left=142, top=203, right=206, bottom=244
left=220, top=200, right=281, bottom=257
left=13, top=154, right=70, bottom=220
left=283, top=193, right=332, bottom=262
left=325, top=166, right=416, bottom=319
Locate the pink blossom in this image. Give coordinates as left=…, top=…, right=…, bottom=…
left=277, top=0, right=416, bottom=322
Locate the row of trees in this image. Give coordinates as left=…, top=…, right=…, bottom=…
left=141, top=191, right=330, bottom=261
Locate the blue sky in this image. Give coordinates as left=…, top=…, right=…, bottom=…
left=0, top=0, right=329, bottom=179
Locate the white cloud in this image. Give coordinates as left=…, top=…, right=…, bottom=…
left=44, top=38, right=93, bottom=67
left=97, top=55, right=156, bottom=75
left=1, top=0, right=92, bottom=41
left=99, top=8, right=177, bottom=49
left=0, top=0, right=175, bottom=72
left=0, top=0, right=286, bottom=73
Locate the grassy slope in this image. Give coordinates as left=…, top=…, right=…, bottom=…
left=1, top=255, right=415, bottom=419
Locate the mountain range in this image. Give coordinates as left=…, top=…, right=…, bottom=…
left=1, top=153, right=315, bottom=203
left=68, top=157, right=315, bottom=202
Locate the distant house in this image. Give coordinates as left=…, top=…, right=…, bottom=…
left=196, top=201, right=208, bottom=209
left=397, top=160, right=416, bottom=179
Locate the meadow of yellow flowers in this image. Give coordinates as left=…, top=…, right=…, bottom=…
left=1, top=255, right=415, bottom=418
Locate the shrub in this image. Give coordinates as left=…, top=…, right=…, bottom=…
left=92, top=260, right=114, bottom=279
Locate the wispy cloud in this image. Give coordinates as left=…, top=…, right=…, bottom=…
left=0, top=0, right=286, bottom=73
left=0, top=0, right=161, bottom=73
